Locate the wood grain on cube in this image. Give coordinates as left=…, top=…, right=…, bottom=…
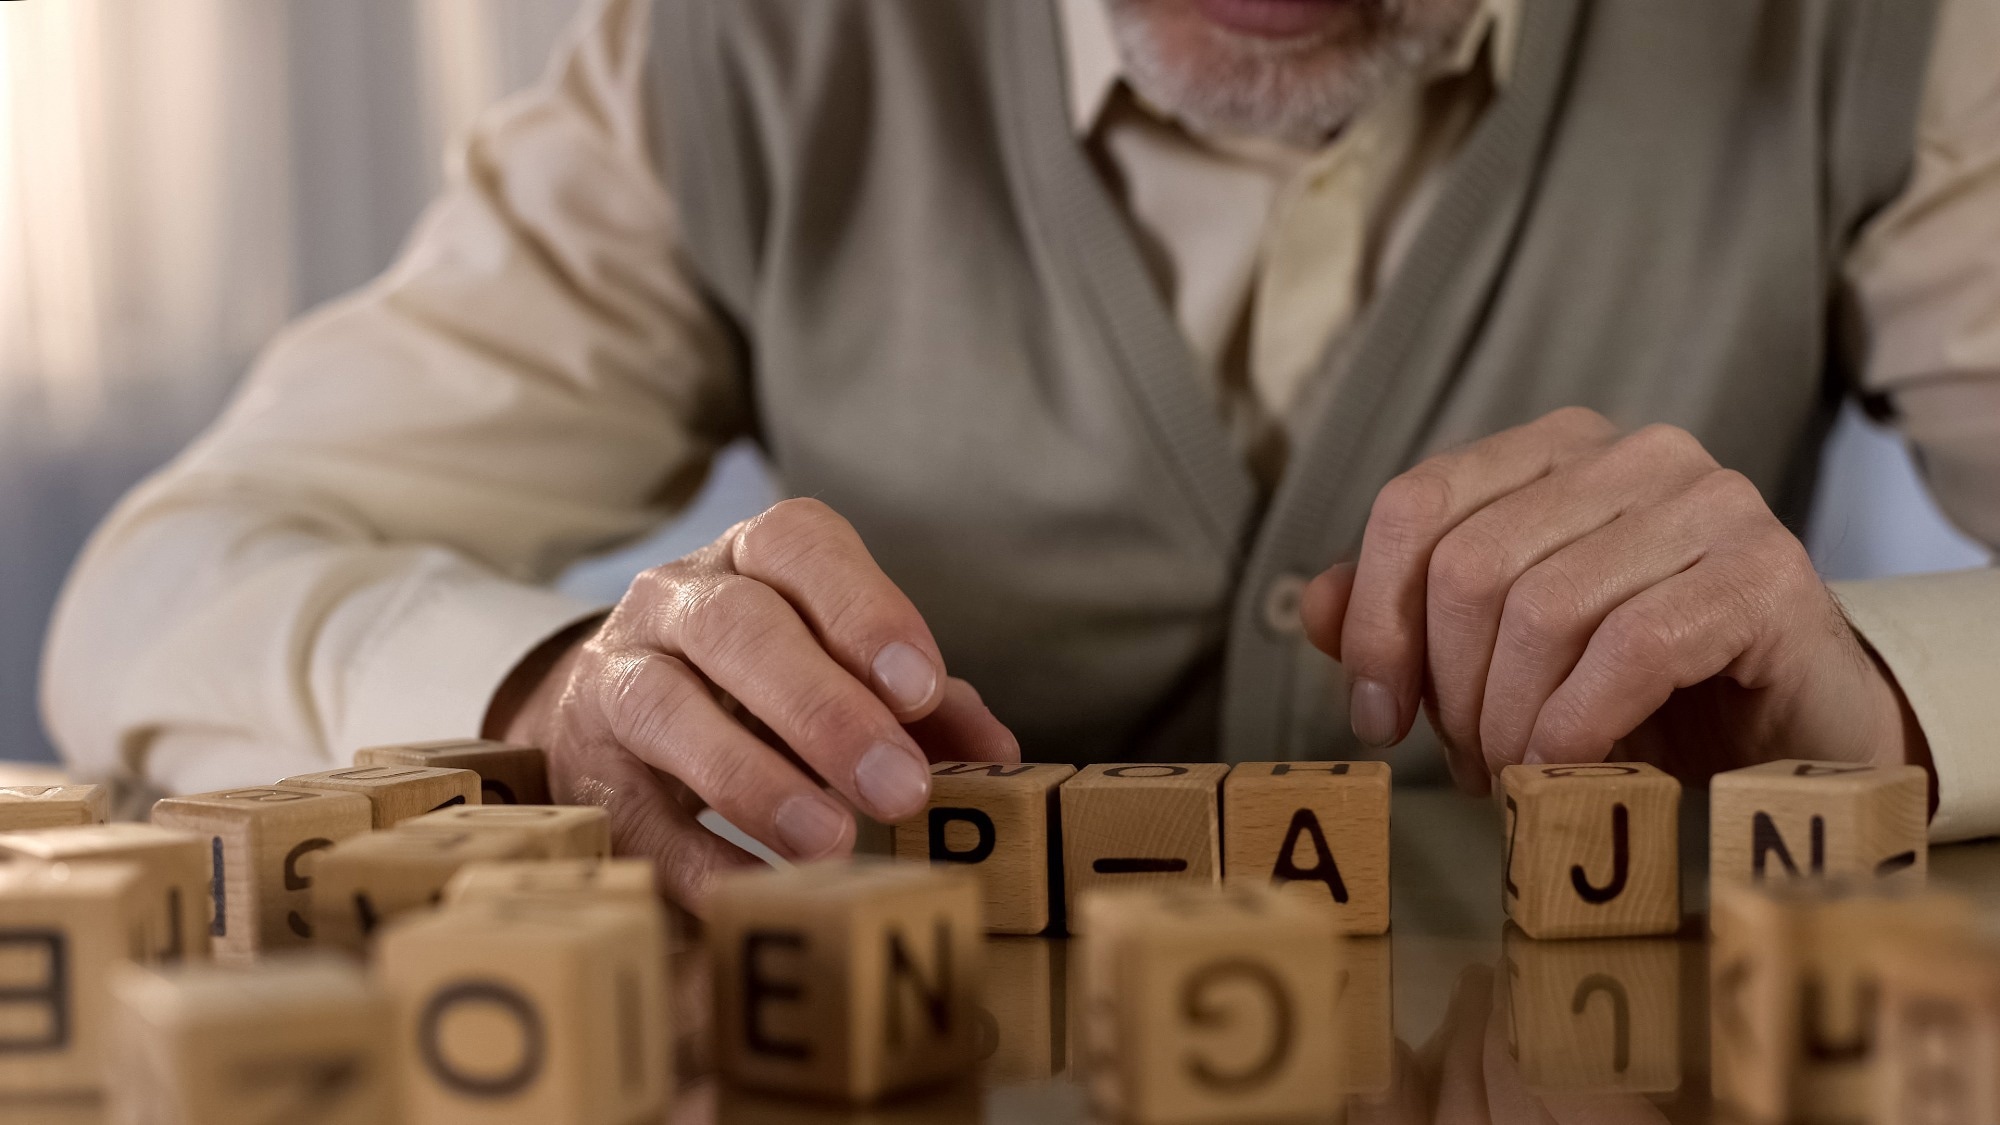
left=279, top=765, right=480, bottom=829
left=1337, top=936, right=1394, bottom=1097
left=891, top=761, right=1074, bottom=935
left=0, top=785, right=108, bottom=830
left=708, top=861, right=984, bottom=1102
left=311, top=828, right=539, bottom=954
left=1078, top=884, right=1342, bottom=1124
left=979, top=936, right=1065, bottom=1082
left=0, top=862, right=150, bottom=1095
left=1710, top=760, right=1928, bottom=888
left=1500, top=763, right=1680, bottom=939
left=0, top=824, right=211, bottom=963
left=376, top=898, right=670, bottom=1125
left=1874, top=937, right=2000, bottom=1125
left=442, top=857, right=655, bottom=909
left=352, top=739, right=552, bottom=805
left=148, top=787, right=373, bottom=963
left=1060, top=764, right=1226, bottom=933
left=1501, top=927, right=1680, bottom=1093
left=1223, top=761, right=1389, bottom=935
left=398, top=804, right=610, bottom=859
left=107, top=957, right=395, bottom=1125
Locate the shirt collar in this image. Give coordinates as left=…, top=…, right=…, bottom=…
left=1056, top=0, right=1521, bottom=139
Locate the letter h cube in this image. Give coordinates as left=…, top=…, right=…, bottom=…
left=1500, top=763, right=1680, bottom=939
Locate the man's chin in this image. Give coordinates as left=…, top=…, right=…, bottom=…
left=1189, top=0, right=1368, bottom=41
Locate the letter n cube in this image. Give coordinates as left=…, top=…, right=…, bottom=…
left=1709, top=760, right=1927, bottom=888
left=1077, top=884, right=1342, bottom=1124
left=708, top=862, right=983, bottom=1102
left=1500, top=763, right=1680, bottom=939
left=891, top=761, right=1074, bottom=934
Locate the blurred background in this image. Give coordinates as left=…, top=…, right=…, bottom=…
left=0, top=0, right=1987, bottom=766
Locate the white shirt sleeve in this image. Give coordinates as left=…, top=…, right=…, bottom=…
left=39, top=0, right=743, bottom=796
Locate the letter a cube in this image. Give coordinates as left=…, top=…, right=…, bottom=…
left=1500, top=763, right=1680, bottom=939
left=1061, top=764, right=1227, bottom=931
left=1222, top=761, right=1389, bottom=934
left=891, top=761, right=1074, bottom=934
left=149, top=787, right=373, bottom=963
left=0, top=862, right=151, bottom=1095
left=708, top=861, right=984, bottom=1102
left=376, top=898, right=670, bottom=1125
left=1077, top=884, right=1343, bottom=1124
left=1710, top=760, right=1927, bottom=888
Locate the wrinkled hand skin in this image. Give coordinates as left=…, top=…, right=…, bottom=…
left=489, top=498, right=1019, bottom=911
left=1303, top=407, right=1932, bottom=795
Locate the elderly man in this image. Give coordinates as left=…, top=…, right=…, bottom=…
left=45, top=0, right=2000, bottom=906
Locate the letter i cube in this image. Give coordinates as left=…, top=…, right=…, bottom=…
left=1709, top=760, right=1927, bottom=888
left=891, top=761, right=1075, bottom=934
left=1499, top=763, right=1680, bottom=939
left=1078, top=884, right=1343, bottom=1124
left=1223, top=761, right=1389, bottom=934
left=708, top=862, right=984, bottom=1102
left=149, top=787, right=373, bottom=963
left=1061, top=764, right=1227, bottom=931
left=0, top=862, right=152, bottom=1095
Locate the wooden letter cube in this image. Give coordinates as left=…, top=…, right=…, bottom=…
left=891, top=761, right=1074, bottom=934
left=353, top=739, right=553, bottom=805
left=310, top=828, right=539, bottom=954
left=0, top=862, right=150, bottom=1094
left=708, top=862, right=984, bottom=1102
left=0, top=824, right=212, bottom=963
left=279, top=765, right=480, bottom=828
left=149, top=786, right=373, bottom=962
left=1710, top=760, right=1928, bottom=887
left=1060, top=764, right=1227, bottom=931
left=1222, top=761, right=1390, bottom=935
left=1500, top=927, right=1680, bottom=1093
left=443, top=857, right=656, bottom=909
left=1874, top=937, right=2000, bottom=1125
left=1499, top=763, right=1680, bottom=939
left=398, top=804, right=610, bottom=859
left=0, top=785, right=108, bottom=830
left=107, top=957, right=396, bottom=1125
left=377, top=899, right=671, bottom=1125
left=1077, top=884, right=1343, bottom=1124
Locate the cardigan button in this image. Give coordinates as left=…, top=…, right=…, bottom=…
left=1260, top=573, right=1310, bottom=638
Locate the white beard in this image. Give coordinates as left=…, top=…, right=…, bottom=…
left=1104, top=0, right=1477, bottom=145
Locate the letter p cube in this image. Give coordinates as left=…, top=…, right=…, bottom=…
left=892, top=762, right=1074, bottom=934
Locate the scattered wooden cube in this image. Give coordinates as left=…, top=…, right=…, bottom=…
left=278, top=765, right=480, bottom=829
left=1708, top=880, right=1973, bottom=1124
left=1060, top=764, right=1227, bottom=932
left=376, top=898, right=670, bottom=1124
left=0, top=824, right=211, bottom=963
left=1499, top=762, right=1680, bottom=939
left=0, top=861, right=151, bottom=1095
left=1335, top=936, right=1394, bottom=1097
left=352, top=739, right=553, bottom=805
left=1077, top=883, right=1343, bottom=1124
left=149, top=786, right=373, bottom=962
left=106, top=956, right=396, bottom=1125
left=978, top=936, right=1065, bottom=1082
left=1222, top=761, right=1390, bottom=935
left=890, top=761, right=1075, bottom=935
left=0, top=785, right=108, bottom=830
left=397, top=803, right=610, bottom=859
left=1500, top=927, right=1680, bottom=1093
left=442, top=857, right=655, bottom=909
left=1710, top=760, right=1928, bottom=887
left=708, top=861, right=984, bottom=1102
left=310, top=828, right=540, bottom=955
left=1874, top=936, right=2000, bottom=1125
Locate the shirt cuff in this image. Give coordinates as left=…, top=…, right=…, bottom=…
left=1833, top=569, right=2000, bottom=844
left=331, top=570, right=605, bottom=760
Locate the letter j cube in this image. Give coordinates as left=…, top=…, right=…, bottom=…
left=891, top=761, right=1075, bottom=934
left=708, top=862, right=984, bottom=1103
left=1500, top=763, right=1680, bottom=939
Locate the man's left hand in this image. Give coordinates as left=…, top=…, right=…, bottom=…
left=1301, top=407, right=1929, bottom=793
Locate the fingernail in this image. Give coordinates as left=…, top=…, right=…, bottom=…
left=774, top=793, right=849, bottom=860
left=855, top=742, right=930, bottom=820
left=871, top=642, right=939, bottom=715
left=1350, top=678, right=1401, bottom=748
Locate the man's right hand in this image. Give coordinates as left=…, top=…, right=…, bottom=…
left=485, top=498, right=1020, bottom=909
